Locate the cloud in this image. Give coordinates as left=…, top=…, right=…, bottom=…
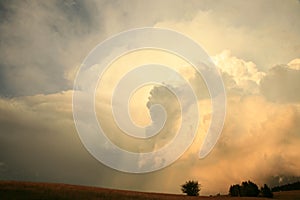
left=0, top=1, right=101, bottom=96
left=0, top=162, right=6, bottom=175
left=189, top=50, right=265, bottom=96
left=0, top=90, right=198, bottom=192
left=213, top=50, right=265, bottom=95
left=0, top=91, right=138, bottom=187
left=213, top=50, right=265, bottom=84
left=260, top=62, right=300, bottom=103
left=190, top=51, right=300, bottom=101
left=1, top=77, right=300, bottom=195
left=155, top=0, right=300, bottom=68
left=0, top=0, right=206, bottom=97
left=132, top=51, right=300, bottom=194
left=1, top=0, right=300, bottom=97
left=119, top=54, right=300, bottom=194
left=288, top=59, right=300, bottom=70
left=167, top=95, right=300, bottom=194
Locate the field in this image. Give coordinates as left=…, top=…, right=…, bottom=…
left=0, top=181, right=299, bottom=200
left=273, top=190, right=300, bottom=200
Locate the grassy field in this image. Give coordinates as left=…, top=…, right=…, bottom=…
left=0, top=181, right=299, bottom=200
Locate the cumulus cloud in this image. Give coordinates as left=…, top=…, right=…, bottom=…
left=130, top=53, right=300, bottom=194
left=190, top=51, right=300, bottom=101
left=189, top=50, right=265, bottom=96
left=213, top=50, right=265, bottom=95
left=161, top=96, right=300, bottom=194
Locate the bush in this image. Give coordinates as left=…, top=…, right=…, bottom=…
left=181, top=180, right=200, bottom=196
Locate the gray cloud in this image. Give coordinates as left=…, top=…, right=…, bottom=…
left=0, top=1, right=92, bottom=96
left=1, top=0, right=300, bottom=97
left=260, top=65, right=300, bottom=103
left=0, top=91, right=144, bottom=189
left=0, top=0, right=204, bottom=97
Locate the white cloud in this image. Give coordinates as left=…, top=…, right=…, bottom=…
left=213, top=50, right=265, bottom=85
left=288, top=58, right=300, bottom=70
left=212, top=50, right=265, bottom=95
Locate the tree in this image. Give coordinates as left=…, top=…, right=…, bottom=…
left=181, top=180, right=200, bottom=196
left=229, top=180, right=260, bottom=197
left=229, top=184, right=240, bottom=196
left=261, top=184, right=273, bottom=198
left=240, top=181, right=259, bottom=197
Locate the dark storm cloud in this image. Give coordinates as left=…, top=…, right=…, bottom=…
left=0, top=1, right=108, bottom=97
left=0, top=0, right=204, bottom=97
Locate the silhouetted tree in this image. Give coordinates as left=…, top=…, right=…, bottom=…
left=240, top=181, right=259, bottom=197
left=261, top=184, right=273, bottom=198
left=181, top=180, right=200, bottom=196
left=229, top=180, right=260, bottom=197
left=229, top=184, right=240, bottom=196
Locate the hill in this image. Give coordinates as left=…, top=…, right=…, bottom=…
left=0, top=180, right=297, bottom=200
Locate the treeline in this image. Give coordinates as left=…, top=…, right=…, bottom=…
left=229, top=180, right=273, bottom=198
left=272, top=181, right=300, bottom=192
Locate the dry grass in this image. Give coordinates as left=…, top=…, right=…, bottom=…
left=0, top=180, right=299, bottom=200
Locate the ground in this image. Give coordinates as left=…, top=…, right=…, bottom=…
left=0, top=181, right=299, bottom=200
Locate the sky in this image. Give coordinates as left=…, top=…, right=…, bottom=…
left=0, top=0, right=300, bottom=195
